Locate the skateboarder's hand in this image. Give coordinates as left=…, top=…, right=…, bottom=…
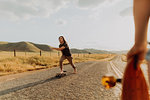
left=52, top=47, right=57, bottom=50
left=127, top=43, right=147, bottom=62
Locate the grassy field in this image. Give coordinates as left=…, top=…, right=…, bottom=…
left=0, top=51, right=115, bottom=76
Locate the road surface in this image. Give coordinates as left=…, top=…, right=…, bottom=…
left=0, top=55, right=148, bottom=100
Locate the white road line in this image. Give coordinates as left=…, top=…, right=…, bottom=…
left=111, top=62, right=123, bottom=76
left=109, top=61, right=123, bottom=78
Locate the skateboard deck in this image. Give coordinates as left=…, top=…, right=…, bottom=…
left=121, top=55, right=149, bottom=100
left=55, top=72, right=67, bottom=78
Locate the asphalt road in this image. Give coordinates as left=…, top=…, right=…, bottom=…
left=0, top=56, right=127, bottom=100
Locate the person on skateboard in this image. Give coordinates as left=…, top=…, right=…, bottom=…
left=52, top=36, right=77, bottom=74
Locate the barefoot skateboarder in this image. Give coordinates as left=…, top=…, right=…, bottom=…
left=52, top=36, right=77, bottom=75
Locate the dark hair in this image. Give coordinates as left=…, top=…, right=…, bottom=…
left=59, top=36, right=67, bottom=44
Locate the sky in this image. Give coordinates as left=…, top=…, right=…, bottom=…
left=0, top=0, right=150, bottom=51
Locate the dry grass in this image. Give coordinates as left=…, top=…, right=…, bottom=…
left=121, top=54, right=147, bottom=64
left=0, top=51, right=115, bottom=76
left=121, top=54, right=127, bottom=62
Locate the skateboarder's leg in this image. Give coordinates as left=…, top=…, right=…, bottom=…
left=67, top=56, right=77, bottom=73
left=59, top=55, right=66, bottom=73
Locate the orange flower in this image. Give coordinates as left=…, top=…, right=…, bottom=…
left=101, top=76, right=116, bottom=89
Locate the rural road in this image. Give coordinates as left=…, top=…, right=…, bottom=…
left=0, top=55, right=148, bottom=100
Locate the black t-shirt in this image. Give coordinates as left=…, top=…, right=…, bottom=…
left=59, top=43, right=71, bottom=56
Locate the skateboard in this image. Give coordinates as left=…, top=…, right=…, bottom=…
left=55, top=71, right=67, bottom=78
left=102, top=55, right=149, bottom=100
left=121, top=55, right=149, bottom=100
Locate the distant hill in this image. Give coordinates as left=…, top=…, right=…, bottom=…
left=70, top=48, right=89, bottom=54
left=29, top=42, right=52, bottom=51
left=71, top=48, right=128, bottom=54
left=110, top=50, right=128, bottom=54
left=0, top=41, right=52, bottom=52
left=70, top=48, right=112, bottom=54
left=83, top=49, right=111, bottom=54
left=0, top=41, right=127, bottom=54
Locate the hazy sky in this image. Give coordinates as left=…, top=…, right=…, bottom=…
left=0, top=0, right=150, bottom=50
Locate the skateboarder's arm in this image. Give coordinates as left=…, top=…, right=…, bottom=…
left=52, top=46, right=65, bottom=51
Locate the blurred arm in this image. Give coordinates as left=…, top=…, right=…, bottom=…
left=52, top=46, right=65, bottom=51
left=133, top=0, right=150, bottom=46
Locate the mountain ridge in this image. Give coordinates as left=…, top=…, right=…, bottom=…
left=0, top=41, right=127, bottom=54
left=0, top=41, right=52, bottom=52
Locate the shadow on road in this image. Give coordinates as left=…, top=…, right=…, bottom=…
left=0, top=73, right=73, bottom=96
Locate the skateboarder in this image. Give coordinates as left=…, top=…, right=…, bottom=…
left=52, top=36, right=77, bottom=74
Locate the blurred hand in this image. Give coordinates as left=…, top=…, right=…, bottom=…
left=51, top=48, right=55, bottom=51
left=127, top=43, right=147, bottom=62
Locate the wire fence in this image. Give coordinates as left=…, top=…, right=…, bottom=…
left=0, top=50, right=96, bottom=58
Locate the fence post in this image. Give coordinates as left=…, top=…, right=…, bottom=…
left=40, top=50, right=42, bottom=56
left=88, top=52, right=91, bottom=58
left=25, top=50, right=26, bottom=56
left=14, top=49, right=16, bottom=57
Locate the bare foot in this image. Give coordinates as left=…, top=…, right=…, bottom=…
left=60, top=71, right=64, bottom=74
left=73, top=68, right=77, bottom=74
